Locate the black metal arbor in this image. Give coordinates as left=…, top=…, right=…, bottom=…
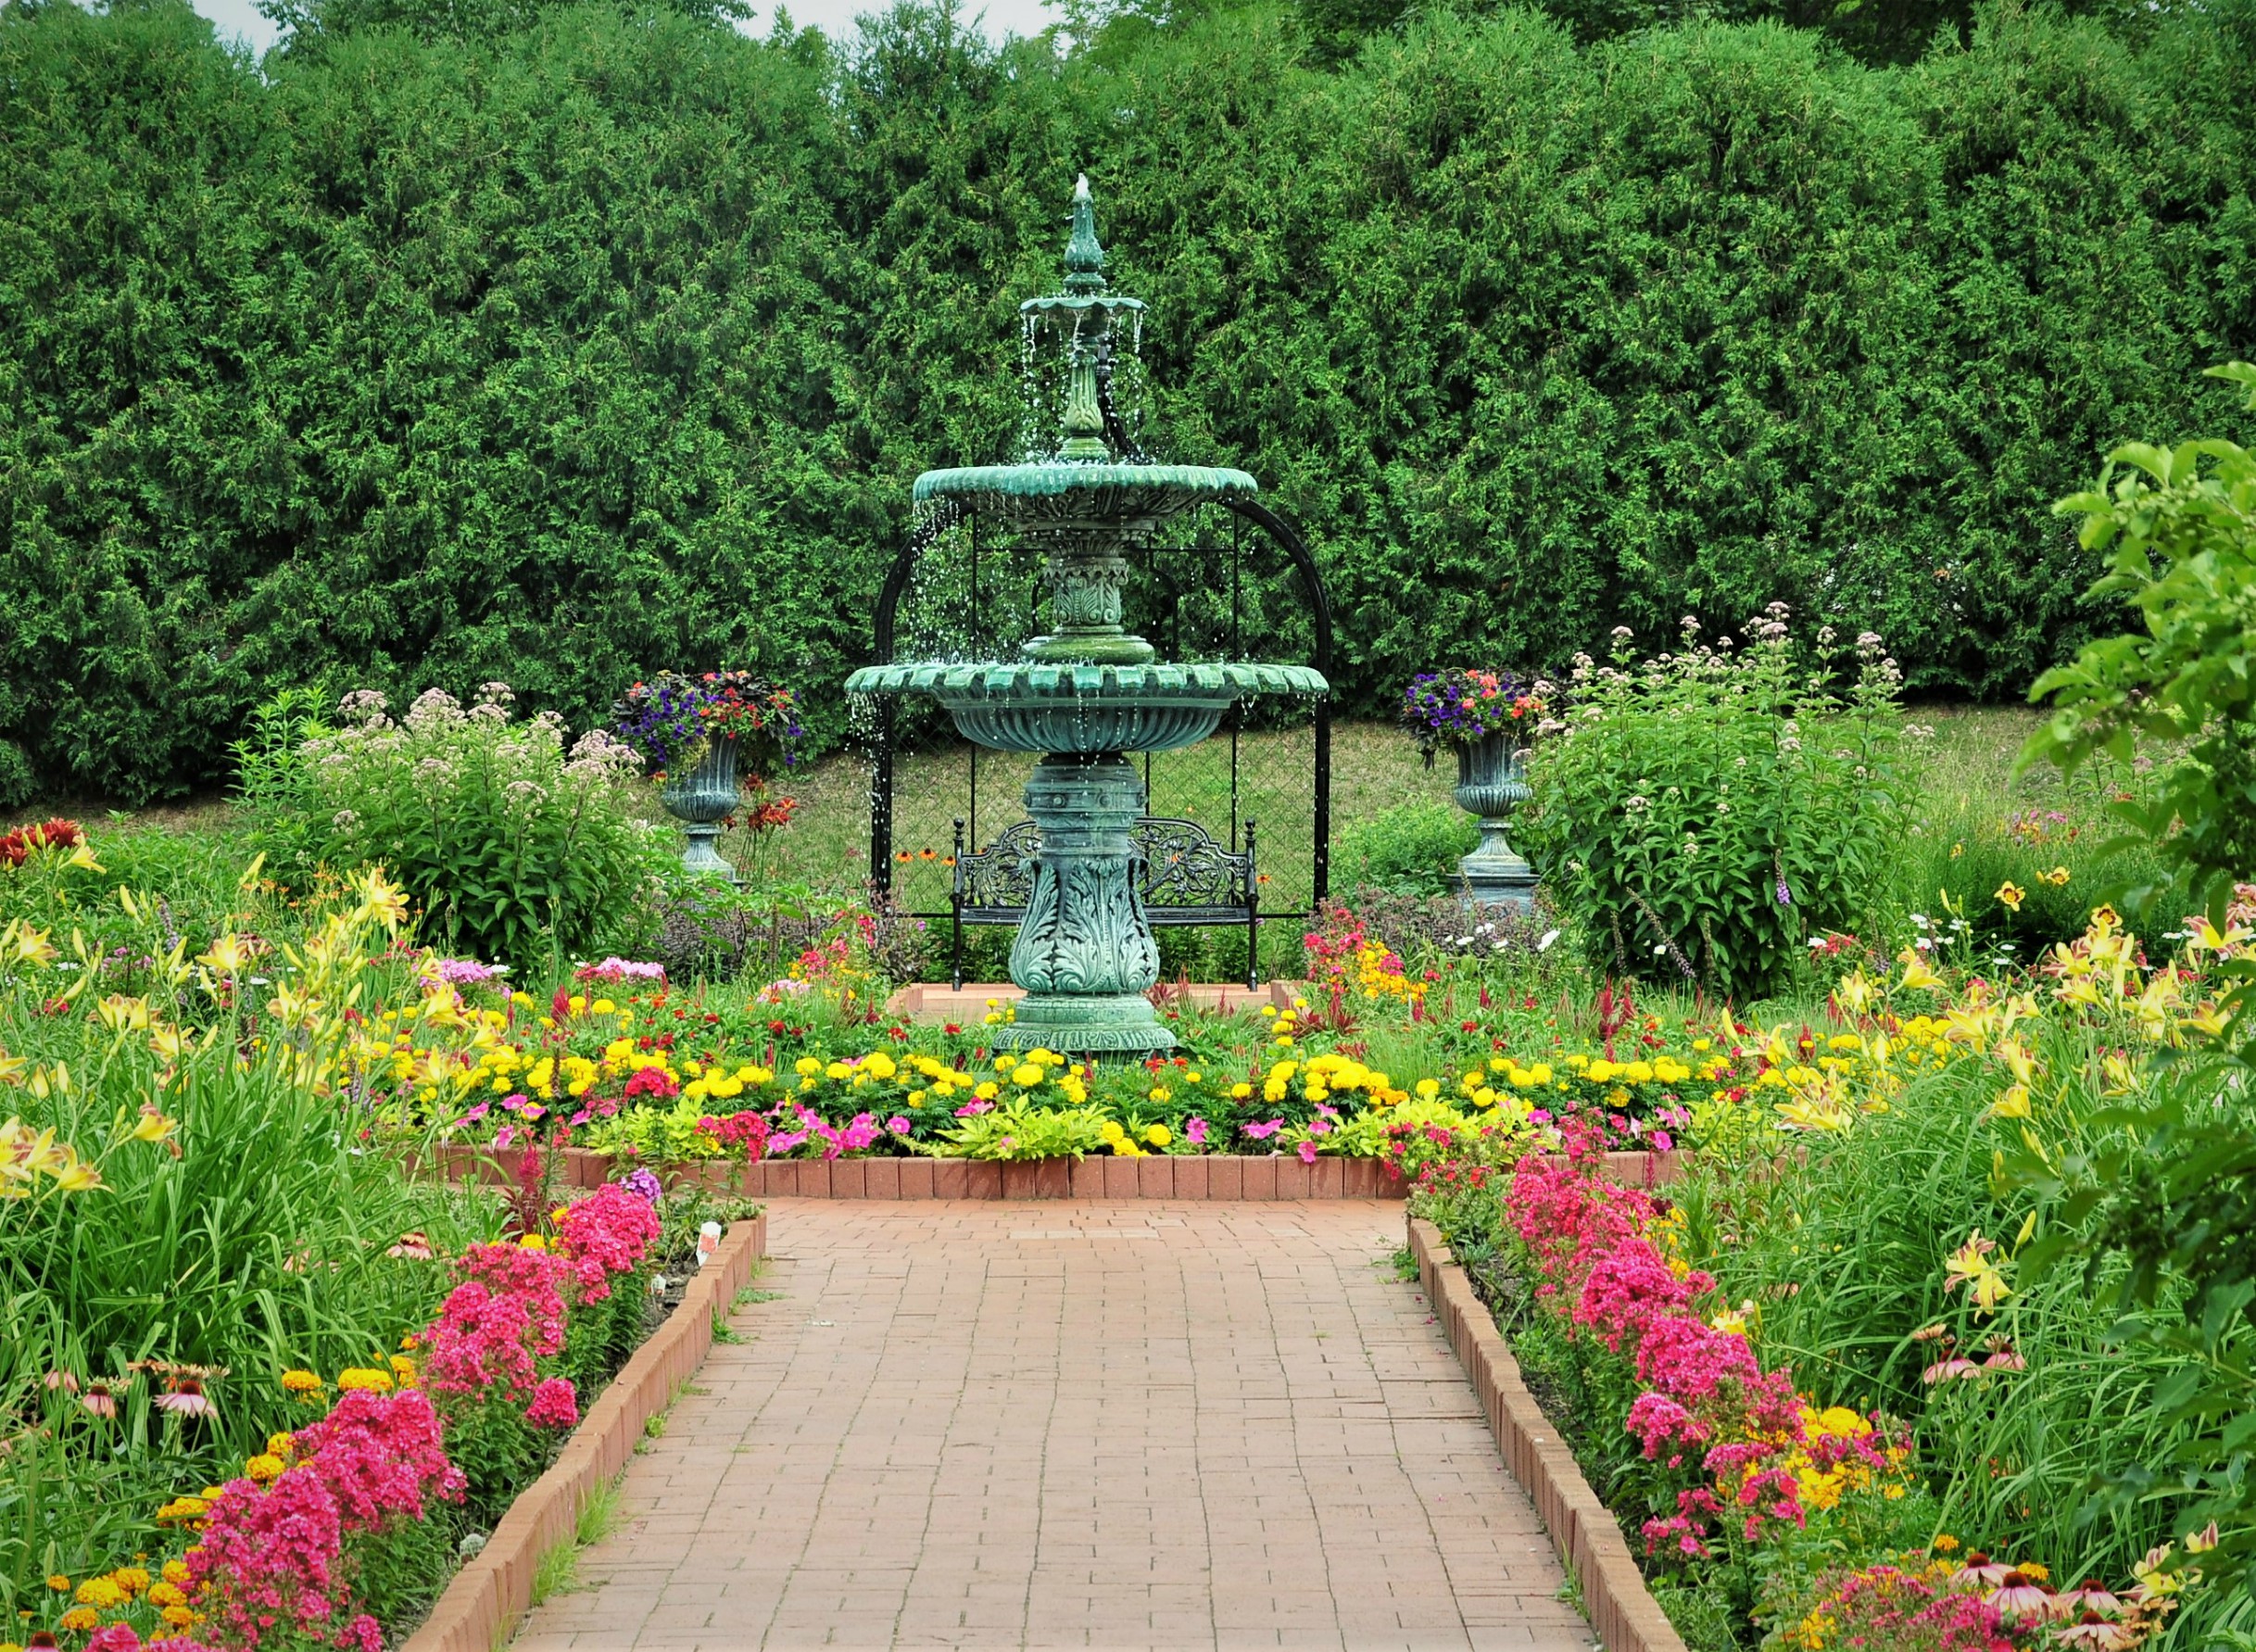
left=863, top=497, right=1335, bottom=959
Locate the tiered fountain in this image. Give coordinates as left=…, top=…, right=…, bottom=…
left=848, top=177, right=1328, bottom=1055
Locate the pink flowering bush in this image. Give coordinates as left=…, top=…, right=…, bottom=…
left=556, top=1184, right=663, bottom=1305
left=1413, top=1111, right=2211, bottom=1648
left=524, top=1377, right=580, bottom=1430
left=181, top=1390, right=463, bottom=1652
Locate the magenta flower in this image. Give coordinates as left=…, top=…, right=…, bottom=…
left=525, top=1377, right=580, bottom=1430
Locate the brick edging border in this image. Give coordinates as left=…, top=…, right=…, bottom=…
left=1406, top=1215, right=1689, bottom=1652
left=417, top=1147, right=1683, bottom=1203
left=400, top=1214, right=767, bottom=1652
left=422, top=1146, right=1412, bottom=1200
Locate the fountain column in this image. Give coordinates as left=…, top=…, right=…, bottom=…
left=1000, top=753, right=1168, bottom=1053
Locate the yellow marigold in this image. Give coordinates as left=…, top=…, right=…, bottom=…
left=45, top=1575, right=70, bottom=1593
left=517, top=1234, right=548, bottom=1251
left=162, top=1606, right=197, bottom=1629
left=266, top=1431, right=295, bottom=1458
left=109, top=1568, right=150, bottom=1595
left=279, top=1368, right=322, bottom=1395
left=58, top=1608, right=100, bottom=1632
left=156, top=1495, right=209, bottom=1523
left=389, top=1354, right=418, bottom=1389
left=74, top=1578, right=127, bottom=1608
left=245, top=1454, right=285, bottom=1482
left=161, top=1560, right=193, bottom=1587
left=148, top=1583, right=187, bottom=1609
left=336, top=1368, right=394, bottom=1393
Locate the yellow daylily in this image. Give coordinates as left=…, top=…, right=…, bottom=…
left=3, top=920, right=57, bottom=968
left=1897, top=947, right=1944, bottom=993
left=197, top=933, right=250, bottom=977
left=1986, top=1084, right=2032, bottom=1121
left=1943, top=1232, right=2012, bottom=1314
left=95, top=994, right=152, bottom=1035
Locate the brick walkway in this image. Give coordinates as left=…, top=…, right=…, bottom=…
left=514, top=1201, right=1594, bottom=1651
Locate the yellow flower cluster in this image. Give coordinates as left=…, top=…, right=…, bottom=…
left=33, top=1556, right=200, bottom=1640
left=1782, top=1406, right=1910, bottom=1514
left=1099, top=1118, right=1174, bottom=1156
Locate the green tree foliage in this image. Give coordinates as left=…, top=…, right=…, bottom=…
left=2017, top=367, right=2256, bottom=1595
left=4, top=0, right=2253, bottom=802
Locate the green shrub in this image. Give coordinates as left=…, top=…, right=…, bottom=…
left=1334, top=801, right=1479, bottom=898
left=8, top=0, right=2256, bottom=800
left=244, top=685, right=662, bottom=975
left=0, top=741, right=32, bottom=811
left=1514, top=613, right=1912, bottom=1000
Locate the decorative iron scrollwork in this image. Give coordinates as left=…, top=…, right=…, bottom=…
left=1132, top=817, right=1250, bottom=909
left=958, top=818, right=1043, bottom=910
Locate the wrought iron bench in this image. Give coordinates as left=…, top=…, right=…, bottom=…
left=950, top=815, right=1260, bottom=990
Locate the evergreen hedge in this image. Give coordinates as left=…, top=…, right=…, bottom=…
left=3, top=0, right=2252, bottom=801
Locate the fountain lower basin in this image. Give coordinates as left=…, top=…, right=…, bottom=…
left=844, top=661, right=1327, bottom=753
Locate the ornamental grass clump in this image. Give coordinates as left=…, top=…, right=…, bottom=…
left=1515, top=608, right=1914, bottom=1001
left=243, top=684, right=655, bottom=976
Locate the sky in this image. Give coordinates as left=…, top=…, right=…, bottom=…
left=185, top=0, right=1058, bottom=56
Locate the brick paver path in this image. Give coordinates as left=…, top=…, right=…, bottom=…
left=515, top=1200, right=1594, bottom=1651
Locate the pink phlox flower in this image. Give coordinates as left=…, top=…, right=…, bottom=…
left=556, top=1184, right=663, bottom=1303
left=525, top=1376, right=580, bottom=1429
left=1624, top=1392, right=1711, bottom=1466
left=185, top=1469, right=347, bottom=1649
left=292, top=1387, right=464, bottom=1527
left=1574, top=1237, right=1708, bottom=1352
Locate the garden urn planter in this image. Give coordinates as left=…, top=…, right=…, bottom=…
left=659, top=735, right=739, bottom=881
left=1454, top=731, right=1535, bottom=911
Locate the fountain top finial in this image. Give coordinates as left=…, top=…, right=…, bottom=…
left=1064, top=173, right=1106, bottom=294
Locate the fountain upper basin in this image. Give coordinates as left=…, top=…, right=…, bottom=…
left=845, top=660, right=1329, bottom=753
left=913, top=463, right=1255, bottom=535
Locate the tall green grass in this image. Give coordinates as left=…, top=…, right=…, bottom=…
left=0, top=945, right=499, bottom=1607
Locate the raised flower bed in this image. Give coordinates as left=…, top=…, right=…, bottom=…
left=1400, top=915, right=2241, bottom=1651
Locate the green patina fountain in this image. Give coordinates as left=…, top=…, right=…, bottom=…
left=847, top=176, right=1329, bottom=1054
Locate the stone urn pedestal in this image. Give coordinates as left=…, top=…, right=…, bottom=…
left=1454, top=731, right=1535, bottom=912
left=659, top=736, right=740, bottom=881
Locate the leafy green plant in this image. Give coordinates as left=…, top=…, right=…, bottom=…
left=1334, top=801, right=1479, bottom=898
left=580, top=1098, right=730, bottom=1166
left=924, top=1099, right=1112, bottom=1160
left=2026, top=361, right=2256, bottom=934
left=1515, top=612, right=1913, bottom=1000
left=2019, top=364, right=2256, bottom=1596
left=242, top=685, right=662, bottom=975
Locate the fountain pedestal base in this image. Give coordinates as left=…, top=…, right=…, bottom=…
left=995, top=753, right=1174, bottom=1055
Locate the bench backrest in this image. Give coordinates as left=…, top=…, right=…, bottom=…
left=952, top=816, right=1255, bottom=924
